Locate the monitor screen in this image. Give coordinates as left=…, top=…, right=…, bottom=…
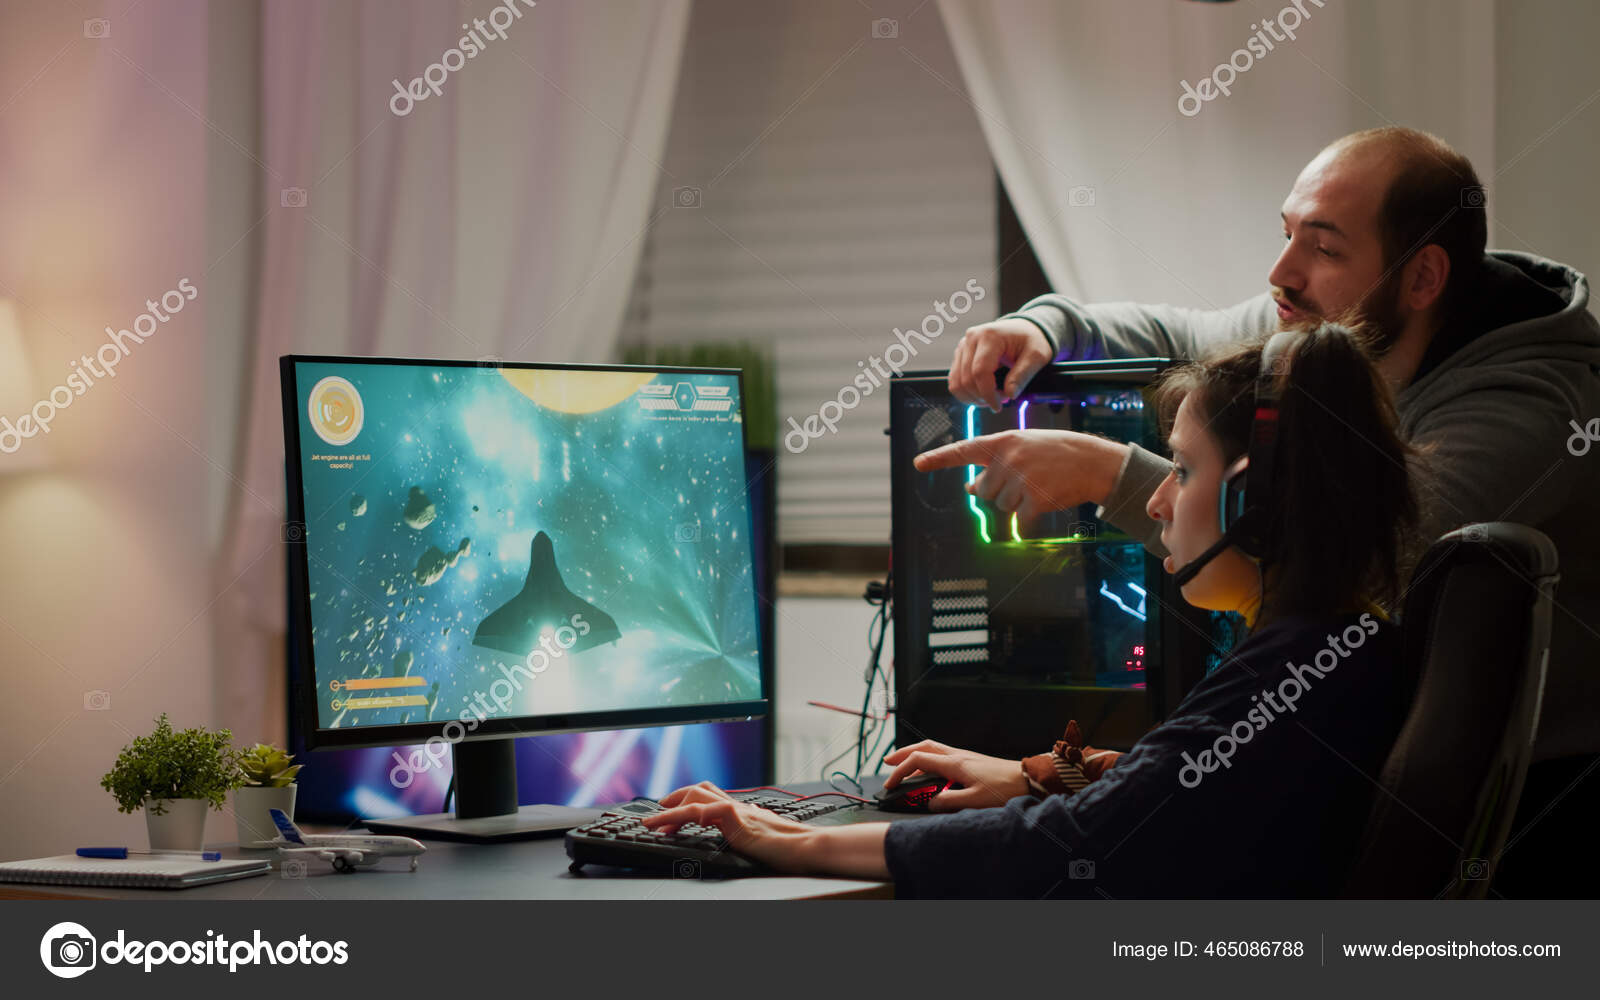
left=281, top=358, right=766, bottom=749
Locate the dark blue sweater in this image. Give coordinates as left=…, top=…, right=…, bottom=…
left=883, top=612, right=1407, bottom=898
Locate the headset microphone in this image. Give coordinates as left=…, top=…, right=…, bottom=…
left=1171, top=510, right=1249, bottom=588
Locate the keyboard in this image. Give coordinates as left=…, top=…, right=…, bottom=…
left=564, top=790, right=866, bottom=877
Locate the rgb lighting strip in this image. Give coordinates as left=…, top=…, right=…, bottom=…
left=964, top=402, right=1031, bottom=544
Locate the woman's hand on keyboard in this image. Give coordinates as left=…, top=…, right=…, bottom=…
left=658, top=781, right=740, bottom=806
left=881, top=741, right=1028, bottom=811
left=643, top=782, right=817, bottom=872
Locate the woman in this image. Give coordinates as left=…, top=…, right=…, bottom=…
left=643, top=322, right=1418, bottom=897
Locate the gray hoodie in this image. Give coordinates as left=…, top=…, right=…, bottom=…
left=1008, top=250, right=1600, bottom=761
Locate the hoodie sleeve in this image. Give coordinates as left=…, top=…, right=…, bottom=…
left=1004, top=292, right=1278, bottom=362
left=1096, top=442, right=1172, bottom=557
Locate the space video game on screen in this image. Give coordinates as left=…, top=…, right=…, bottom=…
left=290, top=361, right=763, bottom=733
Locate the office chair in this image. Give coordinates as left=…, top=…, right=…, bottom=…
left=1343, top=523, right=1557, bottom=899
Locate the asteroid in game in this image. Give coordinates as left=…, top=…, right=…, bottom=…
left=402, top=486, right=436, bottom=529
left=414, top=537, right=470, bottom=586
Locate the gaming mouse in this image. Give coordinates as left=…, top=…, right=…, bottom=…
left=874, top=774, right=950, bottom=813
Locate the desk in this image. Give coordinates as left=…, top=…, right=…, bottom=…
left=0, top=781, right=913, bottom=901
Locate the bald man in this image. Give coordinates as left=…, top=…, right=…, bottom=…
left=920, top=127, right=1600, bottom=894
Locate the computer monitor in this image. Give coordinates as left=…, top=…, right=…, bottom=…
left=279, top=356, right=768, bottom=839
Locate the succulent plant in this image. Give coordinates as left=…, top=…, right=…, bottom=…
left=236, top=743, right=302, bottom=788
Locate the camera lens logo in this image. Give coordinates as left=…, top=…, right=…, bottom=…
left=40, top=921, right=97, bottom=978
left=307, top=376, right=364, bottom=446
left=673, top=859, right=702, bottom=879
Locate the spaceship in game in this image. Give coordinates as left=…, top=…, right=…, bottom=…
left=471, top=530, right=621, bottom=657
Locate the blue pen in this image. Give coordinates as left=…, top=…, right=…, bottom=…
left=77, top=847, right=222, bottom=862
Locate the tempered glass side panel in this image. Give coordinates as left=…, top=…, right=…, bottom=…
left=890, top=362, right=1203, bottom=757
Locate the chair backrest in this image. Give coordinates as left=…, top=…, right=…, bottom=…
left=1343, top=523, right=1558, bottom=899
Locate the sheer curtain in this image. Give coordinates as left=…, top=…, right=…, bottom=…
left=937, top=0, right=1496, bottom=307
left=214, top=0, right=690, bottom=740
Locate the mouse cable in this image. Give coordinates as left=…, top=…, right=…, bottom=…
left=797, top=790, right=873, bottom=804
left=727, top=785, right=805, bottom=797
left=828, top=771, right=865, bottom=795
left=855, top=582, right=891, bottom=778
left=863, top=653, right=896, bottom=773
left=727, top=785, right=872, bottom=804
left=857, top=582, right=896, bottom=777
left=817, top=586, right=889, bottom=784
left=819, top=571, right=891, bottom=785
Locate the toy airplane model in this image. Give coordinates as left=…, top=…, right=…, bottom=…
left=268, top=808, right=427, bottom=873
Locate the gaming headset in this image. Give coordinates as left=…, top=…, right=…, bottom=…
left=1171, top=330, right=1297, bottom=588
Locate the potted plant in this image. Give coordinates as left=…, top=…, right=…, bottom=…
left=100, top=714, right=242, bottom=852
left=233, top=743, right=302, bottom=848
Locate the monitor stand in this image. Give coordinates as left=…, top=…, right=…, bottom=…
left=361, top=738, right=603, bottom=843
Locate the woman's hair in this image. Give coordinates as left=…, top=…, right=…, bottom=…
left=1149, top=323, right=1418, bottom=621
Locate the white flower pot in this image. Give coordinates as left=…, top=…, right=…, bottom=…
left=144, top=797, right=209, bottom=852
left=234, top=785, right=297, bottom=848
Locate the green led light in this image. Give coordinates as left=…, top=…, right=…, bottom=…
left=968, top=494, right=992, bottom=544
left=1009, top=401, right=1030, bottom=543
left=964, top=405, right=991, bottom=543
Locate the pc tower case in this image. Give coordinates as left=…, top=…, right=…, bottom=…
left=889, top=360, right=1227, bottom=758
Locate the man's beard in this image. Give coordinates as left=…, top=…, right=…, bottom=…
left=1274, top=269, right=1406, bottom=355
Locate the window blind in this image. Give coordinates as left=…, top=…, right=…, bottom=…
left=621, top=0, right=995, bottom=544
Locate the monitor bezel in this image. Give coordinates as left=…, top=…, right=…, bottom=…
left=279, top=354, right=771, bottom=752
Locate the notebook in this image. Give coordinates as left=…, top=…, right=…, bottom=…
left=0, top=854, right=272, bottom=890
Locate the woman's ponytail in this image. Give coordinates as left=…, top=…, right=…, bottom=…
left=1267, top=323, right=1418, bottom=617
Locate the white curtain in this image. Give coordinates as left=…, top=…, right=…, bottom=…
left=214, top=0, right=690, bottom=740
left=937, top=0, right=1496, bottom=308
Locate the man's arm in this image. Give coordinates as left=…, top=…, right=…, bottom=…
left=1097, top=442, right=1171, bottom=556
left=1005, top=292, right=1278, bottom=363
left=949, top=293, right=1278, bottom=409
left=942, top=291, right=1277, bottom=547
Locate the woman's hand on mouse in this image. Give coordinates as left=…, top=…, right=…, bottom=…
left=881, top=741, right=1028, bottom=811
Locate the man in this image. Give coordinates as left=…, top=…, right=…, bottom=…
left=917, top=126, right=1600, bottom=894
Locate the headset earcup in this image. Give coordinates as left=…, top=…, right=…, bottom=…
left=1219, top=464, right=1249, bottom=534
